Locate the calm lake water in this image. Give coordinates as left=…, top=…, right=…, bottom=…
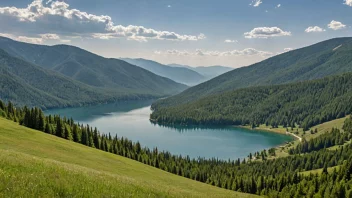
left=45, top=100, right=293, bottom=160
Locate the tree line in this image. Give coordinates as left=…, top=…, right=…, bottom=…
left=289, top=127, right=352, bottom=154
left=1, top=99, right=352, bottom=197
left=151, top=73, right=352, bottom=131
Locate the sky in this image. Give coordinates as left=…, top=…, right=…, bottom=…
left=0, top=0, right=351, bottom=68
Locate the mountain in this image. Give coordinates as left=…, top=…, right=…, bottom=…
left=155, top=37, right=352, bottom=108
left=120, top=58, right=205, bottom=85
left=151, top=72, right=352, bottom=130
left=0, top=49, right=186, bottom=109
left=0, top=36, right=186, bottom=94
left=168, top=64, right=233, bottom=79
left=0, top=37, right=187, bottom=108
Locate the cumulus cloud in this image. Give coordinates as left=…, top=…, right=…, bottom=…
left=244, top=27, right=291, bottom=39
left=327, top=20, right=346, bottom=30
left=0, top=0, right=205, bottom=42
left=276, top=4, right=281, bottom=8
left=305, top=26, right=326, bottom=33
left=345, top=0, right=352, bottom=6
left=0, top=33, right=43, bottom=44
left=0, top=32, right=70, bottom=44
left=155, top=48, right=273, bottom=58
left=250, top=0, right=262, bottom=7
left=224, top=39, right=238, bottom=43
left=40, top=33, right=60, bottom=39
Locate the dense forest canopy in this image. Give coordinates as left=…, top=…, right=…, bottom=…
left=1, top=99, right=352, bottom=197
left=151, top=72, right=352, bottom=130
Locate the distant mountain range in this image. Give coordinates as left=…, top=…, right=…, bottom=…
left=153, top=37, right=352, bottom=108
left=120, top=58, right=205, bottom=86
left=168, top=64, right=233, bottom=80
left=0, top=36, right=187, bottom=109
left=121, top=58, right=233, bottom=85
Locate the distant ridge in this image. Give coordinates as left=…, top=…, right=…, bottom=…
left=155, top=37, right=352, bottom=108
left=120, top=58, right=206, bottom=86
left=168, top=64, right=233, bottom=80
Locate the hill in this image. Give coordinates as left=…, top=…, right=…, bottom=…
left=151, top=72, right=352, bottom=130
left=0, top=36, right=186, bottom=94
left=158, top=37, right=352, bottom=107
left=0, top=49, right=185, bottom=109
left=0, top=118, right=253, bottom=198
left=121, top=58, right=205, bottom=85
left=169, top=64, right=233, bottom=80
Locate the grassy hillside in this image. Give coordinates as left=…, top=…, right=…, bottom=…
left=151, top=72, right=352, bottom=130
left=158, top=37, right=352, bottom=107
left=121, top=58, right=206, bottom=86
left=0, top=118, right=254, bottom=198
left=0, top=36, right=187, bottom=97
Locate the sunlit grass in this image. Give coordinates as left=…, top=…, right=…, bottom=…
left=0, top=118, right=257, bottom=198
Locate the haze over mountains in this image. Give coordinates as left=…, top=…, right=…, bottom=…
left=0, top=36, right=187, bottom=108
left=120, top=58, right=206, bottom=86
left=121, top=58, right=233, bottom=85
left=154, top=37, right=352, bottom=108
left=168, top=64, right=233, bottom=80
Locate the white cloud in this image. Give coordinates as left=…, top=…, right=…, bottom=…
left=156, top=48, right=273, bottom=58
left=0, top=32, right=71, bottom=44
left=60, top=39, right=71, bottom=43
left=0, top=0, right=205, bottom=42
left=17, top=36, right=43, bottom=44
left=40, top=33, right=60, bottom=40
left=250, top=0, right=262, bottom=7
left=244, top=27, right=291, bottom=39
left=224, top=39, right=238, bottom=43
left=276, top=4, right=281, bottom=8
left=327, top=20, right=346, bottom=30
left=0, top=33, right=42, bottom=44
left=344, top=0, right=352, bottom=6
left=305, top=26, right=326, bottom=33
left=284, top=48, right=294, bottom=52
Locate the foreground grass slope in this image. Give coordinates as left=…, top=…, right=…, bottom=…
left=0, top=118, right=255, bottom=198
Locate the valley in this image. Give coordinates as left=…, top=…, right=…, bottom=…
left=45, top=100, right=293, bottom=160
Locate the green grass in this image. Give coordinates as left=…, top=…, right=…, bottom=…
left=300, top=166, right=340, bottom=176
left=0, top=118, right=257, bottom=198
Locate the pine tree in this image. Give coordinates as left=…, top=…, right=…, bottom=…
left=64, top=124, right=73, bottom=141
left=81, top=129, right=88, bottom=146
left=72, top=124, right=79, bottom=142
left=38, top=110, right=45, bottom=131
left=44, top=122, right=51, bottom=134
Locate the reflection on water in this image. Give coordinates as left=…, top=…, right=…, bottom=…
left=45, top=100, right=293, bottom=160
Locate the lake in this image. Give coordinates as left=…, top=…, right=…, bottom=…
left=45, top=100, right=293, bottom=160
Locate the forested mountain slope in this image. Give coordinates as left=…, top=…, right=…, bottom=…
left=0, top=49, right=184, bottom=109
left=151, top=72, right=352, bottom=130
left=0, top=36, right=186, bottom=93
left=157, top=37, right=352, bottom=107
left=121, top=58, right=205, bottom=85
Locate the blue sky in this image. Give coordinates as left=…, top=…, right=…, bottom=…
left=0, top=0, right=351, bottom=67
